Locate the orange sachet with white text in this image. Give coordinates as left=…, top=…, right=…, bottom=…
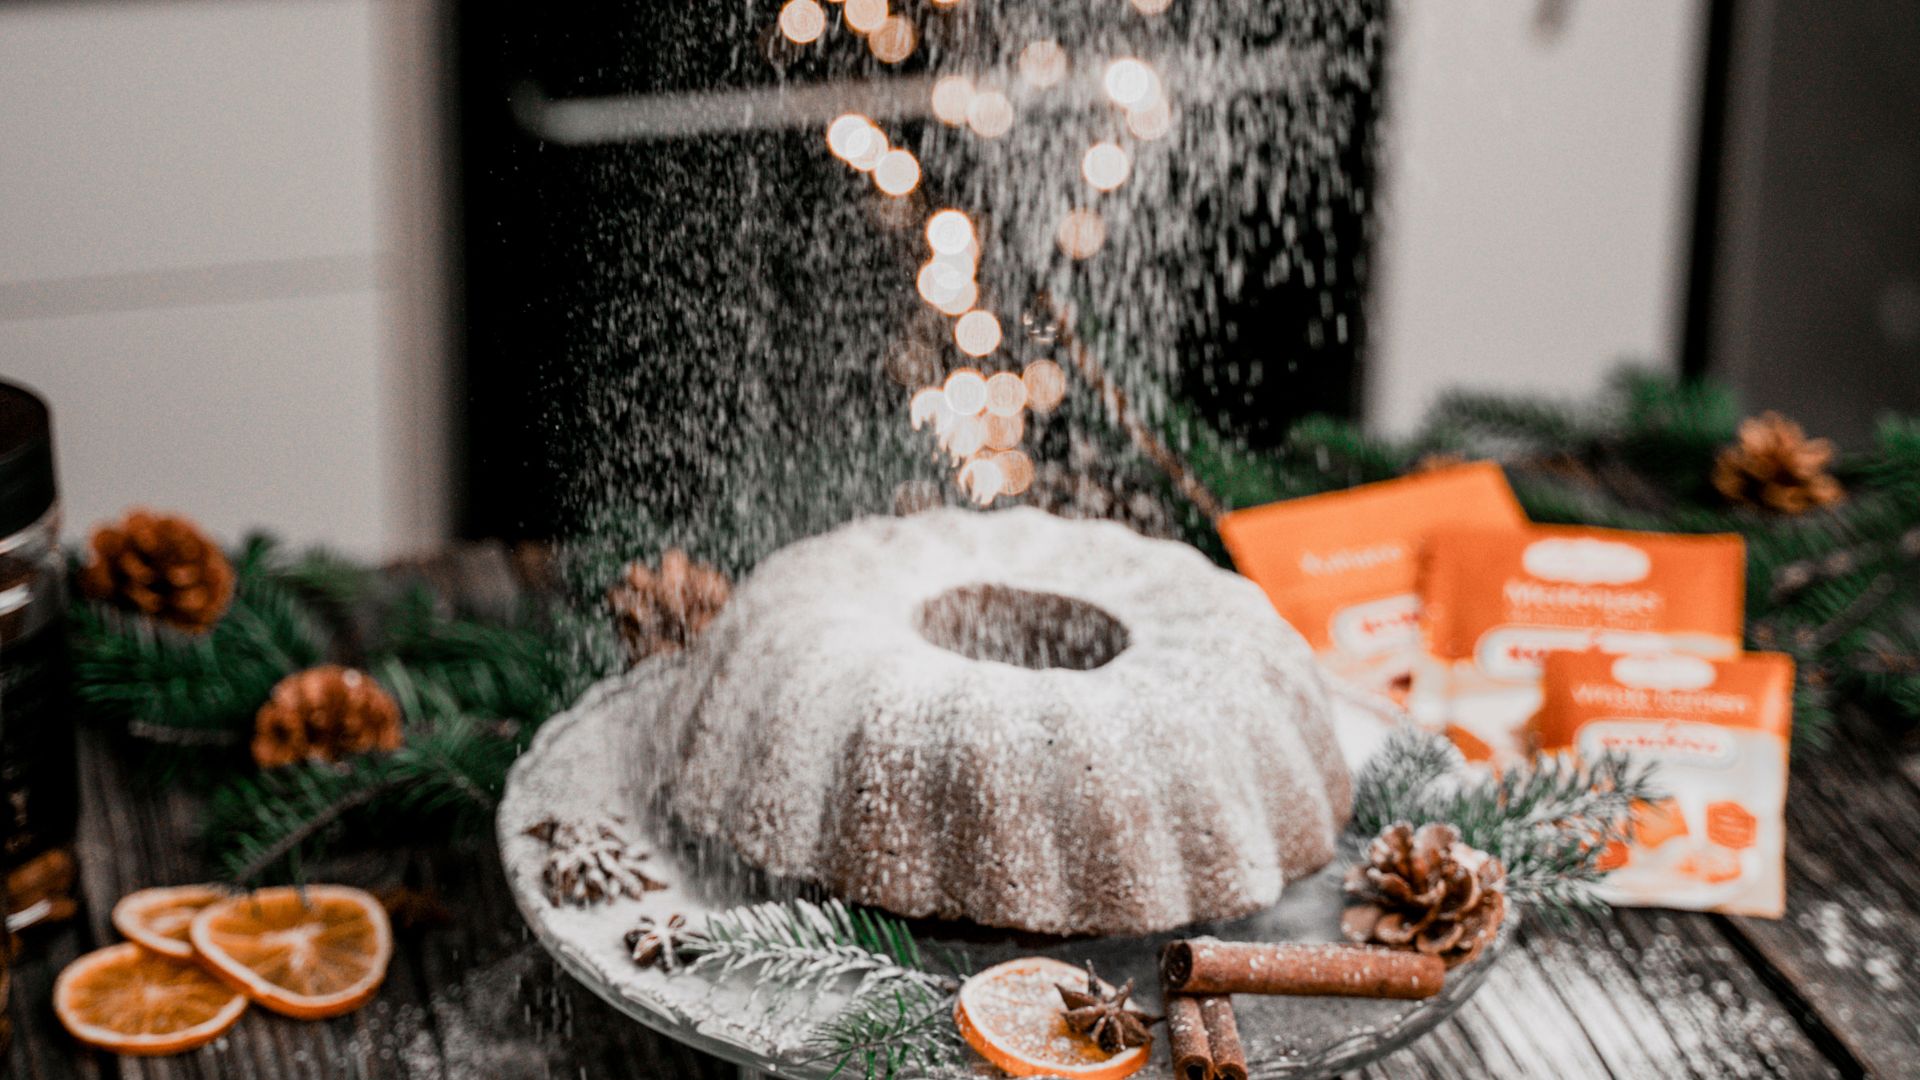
left=1416, top=524, right=1746, bottom=764
left=1218, top=463, right=1526, bottom=695
left=1535, top=650, right=1792, bottom=917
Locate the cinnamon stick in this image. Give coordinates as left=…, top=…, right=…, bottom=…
left=1164, top=990, right=1214, bottom=1080
left=1199, top=995, right=1247, bottom=1080
left=1162, top=939, right=1445, bottom=1000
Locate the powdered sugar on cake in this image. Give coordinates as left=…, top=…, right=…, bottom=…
left=624, top=507, right=1353, bottom=936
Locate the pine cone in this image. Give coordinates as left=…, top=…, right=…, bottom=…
left=77, top=510, right=235, bottom=632
left=1712, top=411, right=1844, bottom=514
left=608, top=549, right=730, bottom=665
left=1341, top=822, right=1508, bottom=968
left=251, top=666, right=403, bottom=769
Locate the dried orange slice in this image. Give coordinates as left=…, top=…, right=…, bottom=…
left=111, top=884, right=230, bottom=960
left=188, top=885, right=392, bottom=1019
left=954, top=956, right=1149, bottom=1079
left=54, top=942, right=248, bottom=1056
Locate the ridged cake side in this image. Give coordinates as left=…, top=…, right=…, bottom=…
left=634, top=508, right=1352, bottom=936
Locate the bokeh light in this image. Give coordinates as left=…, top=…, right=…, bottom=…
left=984, top=411, right=1024, bottom=450
left=1126, top=98, right=1173, bottom=140
left=947, top=416, right=988, bottom=458
left=1082, top=142, right=1132, bottom=191
left=873, top=149, right=921, bottom=195
left=844, top=0, right=888, bottom=33
left=1103, top=59, right=1156, bottom=107
left=1018, top=41, right=1068, bottom=88
left=909, top=388, right=950, bottom=430
left=965, top=91, right=1015, bottom=139
left=779, top=0, right=826, bottom=43
left=998, top=450, right=1035, bottom=495
left=931, top=278, right=978, bottom=316
left=984, top=371, right=1028, bottom=416
left=959, top=455, right=1006, bottom=504
left=868, top=16, right=917, bottom=63
left=954, top=310, right=1003, bottom=357
left=943, top=369, right=989, bottom=415
left=826, top=114, right=879, bottom=164
left=1023, top=359, right=1068, bottom=410
left=886, top=340, right=939, bottom=387
left=916, top=259, right=970, bottom=308
left=926, top=210, right=976, bottom=255
left=1056, top=209, right=1106, bottom=259
left=930, top=77, right=974, bottom=126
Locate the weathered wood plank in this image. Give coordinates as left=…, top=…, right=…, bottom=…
left=1361, top=906, right=1835, bottom=1080
left=1721, top=715, right=1920, bottom=1079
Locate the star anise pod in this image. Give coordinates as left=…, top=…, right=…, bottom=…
left=1056, top=961, right=1158, bottom=1055
left=625, top=914, right=704, bottom=972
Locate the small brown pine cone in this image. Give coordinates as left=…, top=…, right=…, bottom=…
left=251, top=665, right=403, bottom=769
left=1712, top=411, right=1844, bottom=515
left=77, top=510, right=235, bottom=633
left=607, top=549, right=730, bottom=666
left=1341, top=822, right=1508, bottom=968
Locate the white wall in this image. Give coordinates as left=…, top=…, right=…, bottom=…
left=0, top=0, right=450, bottom=558
left=1366, top=0, right=1708, bottom=432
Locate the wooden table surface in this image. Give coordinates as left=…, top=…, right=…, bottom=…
left=7, top=544, right=1918, bottom=1078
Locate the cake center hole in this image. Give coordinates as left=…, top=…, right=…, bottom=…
left=915, top=584, right=1130, bottom=671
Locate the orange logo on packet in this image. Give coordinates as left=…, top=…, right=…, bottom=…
left=1217, top=463, right=1525, bottom=696
left=1706, top=802, right=1758, bottom=850
left=1535, top=649, right=1793, bottom=918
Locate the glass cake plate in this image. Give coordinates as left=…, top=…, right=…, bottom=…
left=499, top=665, right=1511, bottom=1079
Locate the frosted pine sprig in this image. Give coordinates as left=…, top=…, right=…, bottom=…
left=682, top=898, right=960, bottom=1004
left=1350, top=728, right=1661, bottom=918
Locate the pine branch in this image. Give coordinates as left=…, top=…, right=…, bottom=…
left=70, top=562, right=329, bottom=742
left=374, top=588, right=590, bottom=725
left=1350, top=729, right=1660, bottom=919
left=684, top=898, right=959, bottom=1005
left=802, top=983, right=966, bottom=1080
left=205, top=715, right=521, bottom=883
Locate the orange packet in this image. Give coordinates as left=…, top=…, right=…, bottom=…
left=1218, top=463, right=1526, bottom=697
left=1415, top=524, right=1746, bottom=763
left=1535, top=650, right=1792, bottom=917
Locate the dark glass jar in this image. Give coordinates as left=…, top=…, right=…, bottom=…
left=0, top=381, right=74, bottom=884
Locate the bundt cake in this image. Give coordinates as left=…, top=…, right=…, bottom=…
left=633, top=508, right=1353, bottom=937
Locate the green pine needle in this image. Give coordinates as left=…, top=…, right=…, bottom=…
left=70, top=566, right=328, bottom=743
left=1351, top=728, right=1661, bottom=920
left=803, top=983, right=965, bottom=1080
left=684, top=898, right=958, bottom=1003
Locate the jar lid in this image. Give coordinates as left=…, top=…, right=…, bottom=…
left=0, top=380, right=57, bottom=536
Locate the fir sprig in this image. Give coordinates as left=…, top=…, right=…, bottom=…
left=684, top=898, right=959, bottom=1003
left=1351, top=728, right=1660, bottom=918
left=802, top=983, right=966, bottom=1080
left=679, top=898, right=965, bottom=1080
left=206, top=714, right=519, bottom=882
left=69, top=560, right=329, bottom=744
